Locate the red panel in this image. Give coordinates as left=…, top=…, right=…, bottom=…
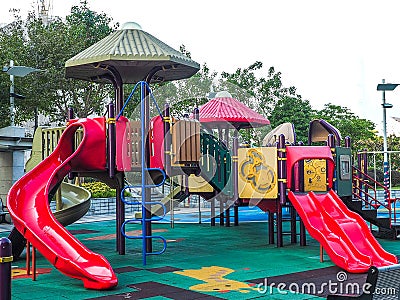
left=68, top=117, right=107, bottom=171
left=286, top=146, right=335, bottom=190
left=116, top=116, right=132, bottom=172
left=149, top=115, right=165, bottom=170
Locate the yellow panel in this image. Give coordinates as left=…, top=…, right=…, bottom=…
left=238, top=147, right=278, bottom=199
left=303, top=159, right=327, bottom=192
left=188, top=174, right=214, bottom=193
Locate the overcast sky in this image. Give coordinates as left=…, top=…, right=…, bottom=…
left=2, top=0, right=400, bottom=134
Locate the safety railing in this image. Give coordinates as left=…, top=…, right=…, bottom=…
left=352, top=165, right=397, bottom=225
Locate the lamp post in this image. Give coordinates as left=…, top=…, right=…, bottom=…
left=377, top=79, right=399, bottom=199
left=2, top=60, right=42, bottom=126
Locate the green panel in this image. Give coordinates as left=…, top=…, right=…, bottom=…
left=335, top=147, right=352, bottom=197
left=200, top=132, right=233, bottom=197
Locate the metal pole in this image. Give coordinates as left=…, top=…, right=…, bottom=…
left=382, top=79, right=390, bottom=200
left=382, top=79, right=389, bottom=200
left=9, top=60, right=14, bottom=126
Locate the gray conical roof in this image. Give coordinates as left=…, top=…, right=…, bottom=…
left=65, top=23, right=200, bottom=83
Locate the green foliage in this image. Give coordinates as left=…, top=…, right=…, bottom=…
left=268, top=96, right=314, bottom=143
left=313, top=103, right=377, bottom=152
left=221, top=62, right=308, bottom=145
left=81, top=181, right=130, bottom=198
left=221, top=62, right=288, bottom=117
left=0, top=1, right=116, bottom=127
left=81, top=181, right=116, bottom=198
left=368, top=168, right=400, bottom=187
left=153, top=63, right=217, bottom=118
left=391, top=170, right=400, bottom=186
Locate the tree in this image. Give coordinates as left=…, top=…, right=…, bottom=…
left=268, top=95, right=314, bottom=143
left=220, top=62, right=304, bottom=145
left=0, top=11, right=27, bottom=128
left=313, top=103, right=377, bottom=151
left=0, top=1, right=117, bottom=128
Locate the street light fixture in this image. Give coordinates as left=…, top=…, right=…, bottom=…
left=376, top=79, right=399, bottom=197
left=2, top=60, right=42, bottom=126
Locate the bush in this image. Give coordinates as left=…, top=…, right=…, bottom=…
left=81, top=181, right=115, bottom=198
left=391, top=170, right=400, bottom=186
left=367, top=169, right=383, bottom=182
left=367, top=169, right=400, bottom=187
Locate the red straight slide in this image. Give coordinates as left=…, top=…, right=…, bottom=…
left=288, top=190, right=398, bottom=273
left=7, top=118, right=117, bottom=289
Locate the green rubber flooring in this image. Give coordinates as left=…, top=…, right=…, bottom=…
left=8, top=219, right=400, bottom=299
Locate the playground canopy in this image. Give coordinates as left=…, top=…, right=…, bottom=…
left=65, top=22, right=200, bottom=84
left=197, top=93, right=270, bottom=129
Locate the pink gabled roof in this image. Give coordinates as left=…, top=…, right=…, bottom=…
left=198, top=97, right=270, bottom=129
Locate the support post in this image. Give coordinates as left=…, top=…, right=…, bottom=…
left=268, top=211, right=275, bottom=244
left=0, top=237, right=12, bottom=300
left=142, top=68, right=162, bottom=257
left=320, top=245, right=324, bottom=262
left=99, top=67, right=125, bottom=255
left=362, top=149, right=368, bottom=204
left=108, top=102, right=116, bottom=179
left=234, top=205, right=239, bottom=226
left=300, top=220, right=306, bottom=246
left=109, top=102, right=125, bottom=254
left=357, top=152, right=362, bottom=199
left=219, top=198, right=224, bottom=226
left=225, top=206, right=230, bottom=227
left=277, top=134, right=286, bottom=247
left=327, top=134, right=336, bottom=191
left=211, top=197, right=216, bottom=226
left=290, top=205, right=297, bottom=244
left=233, top=130, right=239, bottom=226
left=140, top=82, right=153, bottom=255
left=344, top=136, right=351, bottom=148
left=164, top=103, right=172, bottom=177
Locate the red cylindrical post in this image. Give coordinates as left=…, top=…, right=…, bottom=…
left=0, top=237, right=12, bottom=300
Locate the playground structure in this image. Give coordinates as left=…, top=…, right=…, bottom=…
left=5, top=22, right=400, bottom=291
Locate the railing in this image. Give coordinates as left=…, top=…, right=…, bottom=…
left=352, top=166, right=397, bottom=225
left=358, top=150, right=400, bottom=195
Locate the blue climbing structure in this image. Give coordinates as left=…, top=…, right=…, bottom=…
left=117, top=81, right=168, bottom=265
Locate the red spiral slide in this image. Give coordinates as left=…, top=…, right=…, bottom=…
left=7, top=117, right=117, bottom=289
left=288, top=190, right=397, bottom=273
